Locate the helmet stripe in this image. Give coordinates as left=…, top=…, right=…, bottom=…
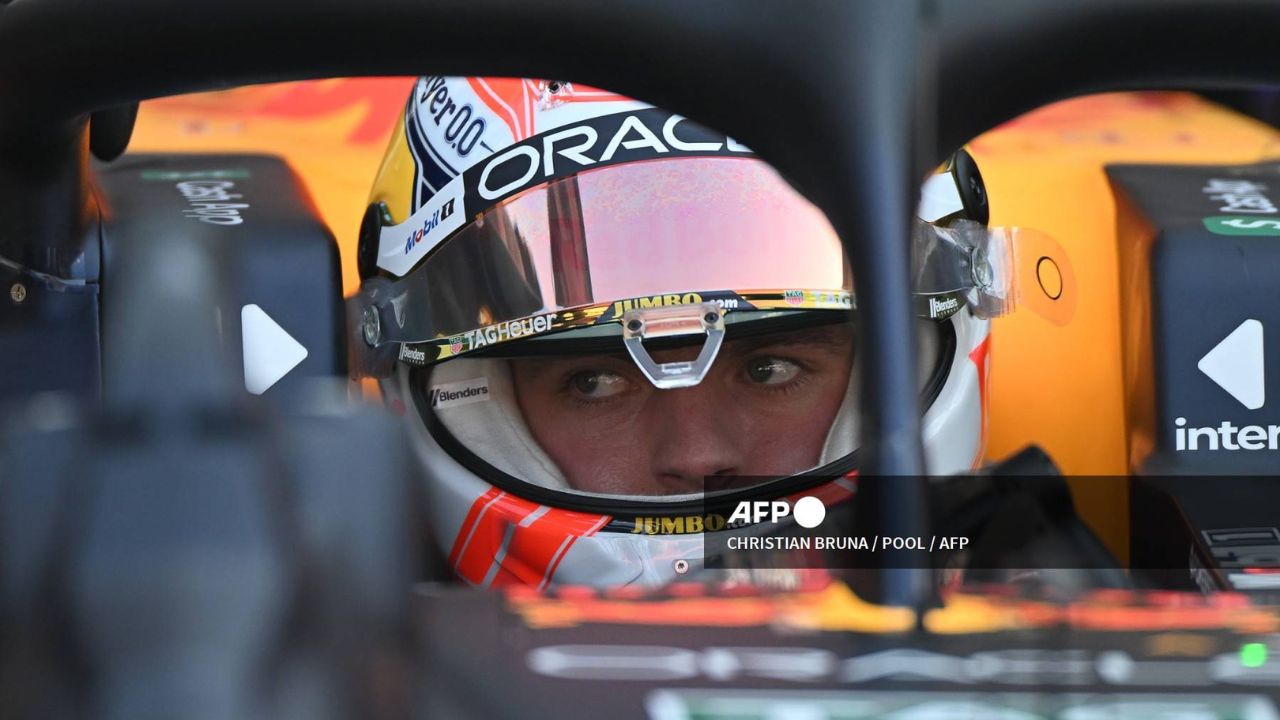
left=449, top=490, right=611, bottom=587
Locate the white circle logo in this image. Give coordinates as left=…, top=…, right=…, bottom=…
left=793, top=496, right=826, bottom=529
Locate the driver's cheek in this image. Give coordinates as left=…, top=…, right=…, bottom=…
left=716, top=377, right=842, bottom=477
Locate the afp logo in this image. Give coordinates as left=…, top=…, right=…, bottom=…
left=727, top=496, right=826, bottom=529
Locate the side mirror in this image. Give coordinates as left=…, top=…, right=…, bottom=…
left=919, top=148, right=989, bottom=227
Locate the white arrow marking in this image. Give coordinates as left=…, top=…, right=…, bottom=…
left=241, top=304, right=308, bottom=395
left=1197, top=318, right=1265, bottom=410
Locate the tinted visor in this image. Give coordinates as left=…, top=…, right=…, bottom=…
left=375, top=157, right=852, bottom=355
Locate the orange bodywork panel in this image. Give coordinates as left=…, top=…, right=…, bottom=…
left=128, top=78, right=416, bottom=296
left=969, top=92, right=1280, bottom=557
left=128, top=81, right=1280, bottom=559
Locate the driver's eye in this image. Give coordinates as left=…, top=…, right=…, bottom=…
left=746, top=357, right=801, bottom=385
left=570, top=370, right=631, bottom=398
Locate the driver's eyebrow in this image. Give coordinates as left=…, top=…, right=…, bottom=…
left=507, top=351, right=634, bottom=381
left=727, top=325, right=855, bottom=355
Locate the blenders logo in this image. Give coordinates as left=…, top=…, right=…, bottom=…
left=399, top=345, right=428, bottom=364
left=175, top=180, right=249, bottom=225
left=784, top=290, right=805, bottom=307
left=464, top=315, right=554, bottom=349
left=402, top=197, right=457, bottom=254
left=429, top=377, right=491, bottom=409
left=468, top=108, right=751, bottom=206
left=928, top=295, right=959, bottom=318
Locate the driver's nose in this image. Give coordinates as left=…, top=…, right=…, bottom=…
left=646, top=383, right=743, bottom=493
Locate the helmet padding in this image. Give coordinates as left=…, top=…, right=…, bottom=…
left=424, top=320, right=938, bottom=486
left=430, top=357, right=571, bottom=490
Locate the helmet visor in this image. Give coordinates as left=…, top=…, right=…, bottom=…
left=374, top=157, right=852, bottom=361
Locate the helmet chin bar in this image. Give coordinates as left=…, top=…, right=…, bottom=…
left=621, top=302, right=726, bottom=389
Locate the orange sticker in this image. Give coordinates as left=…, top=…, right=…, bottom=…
left=1013, top=227, right=1078, bottom=326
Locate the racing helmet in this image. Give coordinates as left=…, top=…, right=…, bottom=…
left=350, top=77, right=1002, bottom=588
